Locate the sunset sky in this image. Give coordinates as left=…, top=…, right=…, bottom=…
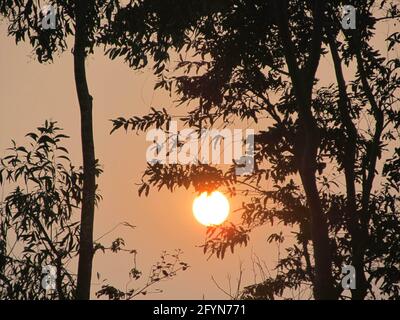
left=1, top=0, right=399, bottom=305
left=1, top=6, right=396, bottom=298
left=0, top=24, right=281, bottom=299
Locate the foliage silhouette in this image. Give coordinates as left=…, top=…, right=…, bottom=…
left=0, top=122, right=187, bottom=299
left=0, top=0, right=158, bottom=299
left=108, top=0, right=400, bottom=299
left=0, top=121, right=90, bottom=299
left=96, top=249, right=189, bottom=300
left=0, top=0, right=113, bottom=298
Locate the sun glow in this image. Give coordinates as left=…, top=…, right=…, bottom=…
left=192, top=191, right=230, bottom=226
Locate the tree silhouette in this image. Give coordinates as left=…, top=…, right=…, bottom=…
left=0, top=0, right=106, bottom=299
left=0, top=121, right=89, bottom=299
left=0, top=0, right=142, bottom=299
left=96, top=249, right=189, bottom=300
left=0, top=122, right=188, bottom=300
left=109, top=0, right=400, bottom=299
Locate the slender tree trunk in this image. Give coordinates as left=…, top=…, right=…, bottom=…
left=74, top=0, right=96, bottom=300
left=355, top=42, right=384, bottom=300
left=328, top=35, right=368, bottom=300
left=296, top=112, right=336, bottom=300
left=273, top=0, right=335, bottom=299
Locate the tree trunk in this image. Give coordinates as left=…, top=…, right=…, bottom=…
left=74, top=0, right=96, bottom=300
left=296, top=114, right=336, bottom=300
left=328, top=35, right=368, bottom=300
left=273, top=0, right=335, bottom=299
left=355, top=43, right=384, bottom=300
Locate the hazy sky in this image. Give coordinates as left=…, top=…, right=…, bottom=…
left=0, top=24, right=282, bottom=299
left=1, top=11, right=395, bottom=299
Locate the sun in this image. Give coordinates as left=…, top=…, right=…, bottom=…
left=192, top=191, right=230, bottom=226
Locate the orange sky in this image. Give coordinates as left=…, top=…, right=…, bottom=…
left=1, top=13, right=396, bottom=299
left=0, top=24, right=282, bottom=299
